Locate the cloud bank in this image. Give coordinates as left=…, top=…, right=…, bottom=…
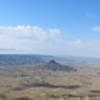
left=0, top=25, right=63, bottom=54
left=0, top=25, right=100, bottom=57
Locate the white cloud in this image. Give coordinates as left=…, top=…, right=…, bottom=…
left=49, top=29, right=61, bottom=38
left=0, top=25, right=47, bottom=41
left=93, top=26, right=100, bottom=32
left=0, top=25, right=100, bottom=57
left=0, top=25, right=62, bottom=53
left=0, top=26, right=62, bottom=41
left=74, top=39, right=82, bottom=46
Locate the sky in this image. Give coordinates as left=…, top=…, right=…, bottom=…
left=0, top=0, right=100, bottom=57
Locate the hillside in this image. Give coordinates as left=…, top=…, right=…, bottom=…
left=36, top=60, right=77, bottom=72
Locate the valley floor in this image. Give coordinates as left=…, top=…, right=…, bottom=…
left=0, top=62, right=100, bottom=100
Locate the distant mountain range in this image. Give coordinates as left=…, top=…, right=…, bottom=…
left=0, top=54, right=99, bottom=72
left=0, top=54, right=54, bottom=65
left=0, top=54, right=77, bottom=72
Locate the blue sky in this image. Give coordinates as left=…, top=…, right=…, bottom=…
left=0, top=0, right=100, bottom=57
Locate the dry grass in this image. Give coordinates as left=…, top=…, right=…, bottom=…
left=0, top=62, right=100, bottom=100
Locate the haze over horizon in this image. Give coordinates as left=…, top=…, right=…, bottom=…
left=0, top=0, right=100, bottom=57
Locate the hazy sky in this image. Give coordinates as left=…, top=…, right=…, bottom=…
left=0, top=0, right=100, bottom=57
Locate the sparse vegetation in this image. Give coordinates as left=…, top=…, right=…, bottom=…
left=0, top=55, right=100, bottom=100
